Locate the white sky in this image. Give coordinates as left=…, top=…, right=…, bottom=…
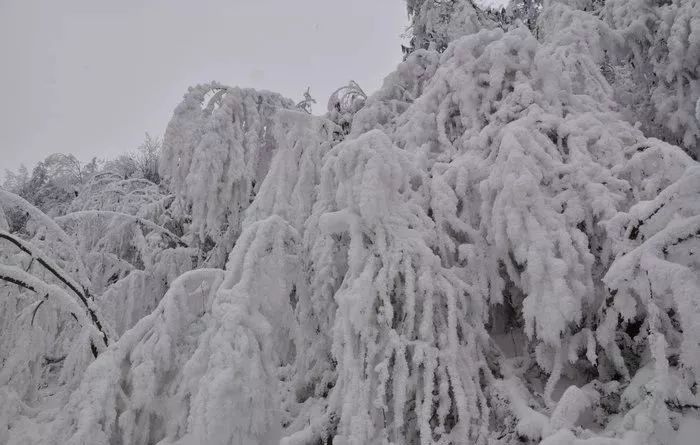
left=0, top=0, right=410, bottom=173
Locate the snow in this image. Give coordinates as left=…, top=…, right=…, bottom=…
left=2, top=0, right=700, bottom=444
left=677, top=417, right=700, bottom=445
left=477, top=0, right=511, bottom=10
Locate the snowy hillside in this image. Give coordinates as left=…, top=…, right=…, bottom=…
left=2, top=1, right=700, bottom=444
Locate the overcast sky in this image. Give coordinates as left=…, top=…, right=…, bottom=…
left=0, top=0, right=410, bottom=173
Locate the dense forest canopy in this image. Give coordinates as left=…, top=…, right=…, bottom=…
left=2, top=1, right=700, bottom=444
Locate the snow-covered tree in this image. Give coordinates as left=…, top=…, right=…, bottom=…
left=602, top=0, right=700, bottom=159
left=327, top=81, right=367, bottom=136
left=159, top=83, right=295, bottom=266
left=0, top=168, right=194, bottom=435
left=2, top=1, right=700, bottom=444
left=296, top=87, right=317, bottom=114
left=101, top=133, right=162, bottom=183
left=3, top=154, right=99, bottom=217
left=405, top=0, right=487, bottom=53
left=134, top=133, right=162, bottom=184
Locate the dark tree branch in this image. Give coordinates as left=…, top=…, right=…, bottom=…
left=0, top=189, right=90, bottom=286
left=31, top=298, right=47, bottom=326
left=662, top=230, right=700, bottom=257
left=0, top=231, right=110, bottom=354
left=1, top=231, right=89, bottom=302
left=628, top=201, right=666, bottom=241
left=44, top=355, right=67, bottom=365
left=0, top=270, right=97, bottom=357
left=0, top=273, right=36, bottom=292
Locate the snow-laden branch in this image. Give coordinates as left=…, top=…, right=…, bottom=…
left=0, top=188, right=91, bottom=287
left=37, top=268, right=226, bottom=445
left=1, top=231, right=88, bottom=301
left=0, top=230, right=110, bottom=351
left=55, top=210, right=188, bottom=247
left=0, top=265, right=106, bottom=358
left=159, top=84, right=295, bottom=249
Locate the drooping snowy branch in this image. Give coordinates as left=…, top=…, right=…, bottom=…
left=3, top=1, right=700, bottom=444
left=0, top=265, right=106, bottom=358
left=159, top=83, right=295, bottom=261
left=0, top=189, right=91, bottom=287
left=0, top=230, right=110, bottom=354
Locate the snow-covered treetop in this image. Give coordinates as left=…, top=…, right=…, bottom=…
left=159, top=83, right=295, bottom=258
left=405, top=0, right=487, bottom=53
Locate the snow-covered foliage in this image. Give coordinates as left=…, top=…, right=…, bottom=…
left=327, top=81, right=367, bottom=136
left=159, top=83, right=295, bottom=265
left=2, top=0, right=700, bottom=444
left=0, top=189, right=110, bottom=417
left=602, top=0, right=700, bottom=159
left=58, top=177, right=193, bottom=335
left=2, top=154, right=99, bottom=217
left=405, top=0, right=488, bottom=53
left=296, top=87, right=317, bottom=114
left=0, top=166, right=194, bottom=430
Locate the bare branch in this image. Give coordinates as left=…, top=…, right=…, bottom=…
left=31, top=298, right=47, bottom=326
